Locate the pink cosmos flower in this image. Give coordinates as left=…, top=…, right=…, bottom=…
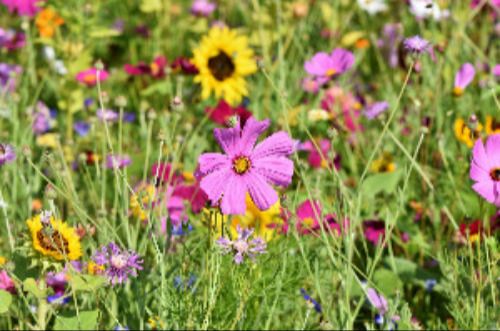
left=190, top=0, right=216, bottom=17
left=304, top=48, right=355, bottom=81
left=299, top=139, right=340, bottom=170
left=1, top=0, right=43, bottom=17
left=295, top=200, right=346, bottom=235
left=0, top=270, right=15, bottom=294
left=197, top=117, right=294, bottom=215
left=453, top=63, right=475, bottom=96
left=321, top=86, right=364, bottom=134
left=205, top=100, right=252, bottom=126
left=470, top=134, right=500, bottom=207
left=492, top=64, right=500, bottom=77
left=76, top=67, right=109, bottom=87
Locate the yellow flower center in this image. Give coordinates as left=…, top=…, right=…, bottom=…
left=233, top=156, right=251, bottom=174
left=453, top=86, right=464, bottom=96
left=491, top=168, right=500, bottom=181
left=208, top=51, right=235, bottom=81
left=150, top=62, right=160, bottom=76
left=326, top=68, right=336, bottom=76
left=83, top=73, right=96, bottom=84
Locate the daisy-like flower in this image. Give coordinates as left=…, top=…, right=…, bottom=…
left=192, top=27, right=257, bottom=105
left=470, top=134, right=500, bottom=207
left=76, top=67, right=109, bottom=87
left=35, top=7, right=64, bottom=38
left=357, top=0, right=388, bottom=15
left=403, top=35, right=431, bottom=54
left=409, top=0, right=448, bottom=21
left=26, top=212, right=82, bottom=261
left=216, top=226, right=266, bottom=264
left=1, top=0, right=43, bottom=17
left=0, top=143, right=16, bottom=166
left=304, top=48, right=355, bottom=82
left=485, top=116, right=500, bottom=136
left=197, top=117, right=294, bottom=215
left=454, top=117, right=483, bottom=148
left=92, top=242, right=143, bottom=285
left=453, top=63, right=475, bottom=96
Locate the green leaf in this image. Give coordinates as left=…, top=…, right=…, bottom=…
left=69, top=274, right=107, bottom=292
left=0, top=290, right=12, bottom=314
left=54, top=310, right=99, bottom=330
left=23, top=278, right=46, bottom=299
left=386, top=257, right=417, bottom=282
left=373, top=268, right=402, bottom=296
left=361, top=169, right=403, bottom=197
left=140, top=0, right=162, bottom=13
left=89, top=28, right=121, bottom=39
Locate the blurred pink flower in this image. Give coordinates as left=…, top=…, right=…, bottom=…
left=470, top=134, right=500, bottom=207
left=1, top=0, right=43, bottom=17
left=76, top=67, right=109, bottom=87
left=304, top=48, right=355, bottom=82
left=453, top=63, right=475, bottom=96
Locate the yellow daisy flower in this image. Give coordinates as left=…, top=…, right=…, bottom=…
left=454, top=118, right=483, bottom=148
left=27, top=213, right=82, bottom=261
left=0, top=256, right=6, bottom=266
left=485, top=115, right=500, bottom=136
left=371, top=152, right=396, bottom=173
left=192, top=27, right=257, bottom=105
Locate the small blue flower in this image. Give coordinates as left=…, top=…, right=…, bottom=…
left=300, top=288, right=322, bottom=313
left=74, top=121, right=90, bottom=137
left=424, top=279, right=437, bottom=292
left=374, top=313, right=384, bottom=325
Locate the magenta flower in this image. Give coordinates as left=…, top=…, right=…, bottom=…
left=124, top=56, right=167, bottom=79
left=299, top=139, right=340, bottom=170
left=190, top=0, right=216, bottom=16
left=92, top=242, right=143, bottom=285
left=205, top=100, right=252, bottom=126
left=403, top=35, right=431, bottom=54
left=106, top=154, right=131, bottom=169
left=197, top=117, right=294, bottom=215
left=1, top=0, right=43, bottom=17
left=295, top=200, right=346, bottom=235
left=0, top=270, right=15, bottom=294
left=0, top=28, right=25, bottom=50
left=216, top=226, right=266, bottom=264
left=304, top=48, right=355, bottom=80
left=470, top=134, right=500, bottom=207
left=363, top=220, right=385, bottom=245
left=76, top=67, right=109, bottom=87
left=453, top=63, right=475, bottom=96
left=493, top=64, right=500, bottom=77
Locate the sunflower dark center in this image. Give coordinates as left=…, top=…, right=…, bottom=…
left=36, top=229, right=69, bottom=253
left=491, top=168, right=500, bottom=181
left=208, top=51, right=235, bottom=81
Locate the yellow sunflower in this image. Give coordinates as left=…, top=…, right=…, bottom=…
left=27, top=214, right=82, bottom=261
left=454, top=118, right=483, bottom=148
left=485, top=115, right=500, bottom=136
left=192, top=27, right=257, bottom=106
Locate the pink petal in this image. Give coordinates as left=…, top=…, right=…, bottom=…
left=454, top=63, right=475, bottom=89
left=252, top=131, right=294, bottom=160
left=296, top=200, right=322, bottom=221
left=472, top=138, right=490, bottom=171
left=245, top=173, right=278, bottom=211
left=485, top=134, right=500, bottom=168
left=239, top=117, right=270, bottom=155
left=470, top=162, right=491, bottom=183
left=304, top=52, right=331, bottom=76
left=214, top=126, right=241, bottom=157
left=198, top=152, right=230, bottom=176
left=220, top=176, right=247, bottom=215
left=472, top=180, right=496, bottom=204
left=366, top=288, right=388, bottom=314
left=252, top=157, right=294, bottom=187
left=200, top=168, right=232, bottom=203
left=331, top=48, right=355, bottom=73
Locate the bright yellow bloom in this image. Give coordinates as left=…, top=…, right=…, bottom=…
left=371, top=152, right=396, bottom=173
left=130, top=183, right=156, bottom=222
left=27, top=214, right=82, bottom=261
left=485, top=116, right=500, bottom=136
left=35, top=8, right=64, bottom=38
left=454, top=118, right=483, bottom=148
left=0, top=256, right=6, bottom=266
left=36, top=133, right=59, bottom=148
left=192, top=27, right=257, bottom=106
left=87, top=261, right=105, bottom=275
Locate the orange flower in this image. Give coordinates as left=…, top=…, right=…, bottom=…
left=35, top=8, right=64, bottom=38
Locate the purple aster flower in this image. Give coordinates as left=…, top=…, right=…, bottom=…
left=0, top=63, right=22, bottom=92
left=304, top=48, right=355, bottom=81
left=300, top=288, right=322, bottom=313
left=0, top=143, right=16, bottom=166
left=216, top=226, right=267, bottom=264
left=92, top=242, right=143, bottom=285
left=74, top=121, right=90, bottom=136
left=453, top=63, right=475, bottom=96
left=364, top=101, right=389, bottom=120
left=97, top=109, right=119, bottom=122
left=190, top=0, right=216, bottom=16
left=84, top=98, right=94, bottom=108
left=106, top=154, right=132, bottom=169
left=197, top=117, right=294, bottom=215
left=403, top=35, right=431, bottom=54
left=470, top=134, right=500, bottom=207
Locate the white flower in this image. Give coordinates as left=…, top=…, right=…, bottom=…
left=53, top=60, right=68, bottom=75
left=409, top=0, right=449, bottom=21
left=357, top=0, right=388, bottom=15
left=43, top=46, right=56, bottom=61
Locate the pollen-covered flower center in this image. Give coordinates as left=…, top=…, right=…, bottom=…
left=233, top=156, right=251, bottom=174
left=36, top=229, right=69, bottom=253
left=491, top=168, right=500, bottom=181
left=208, top=51, right=235, bottom=81
left=111, top=254, right=128, bottom=269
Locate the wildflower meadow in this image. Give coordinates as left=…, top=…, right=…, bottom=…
left=0, top=0, right=499, bottom=330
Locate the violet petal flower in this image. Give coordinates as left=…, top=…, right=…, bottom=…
left=92, top=242, right=143, bottom=285
left=403, top=35, right=431, bottom=54
left=470, top=134, right=500, bottom=207
left=0, top=143, right=16, bottom=166
left=364, top=101, right=389, bottom=120
left=453, top=63, right=475, bottom=95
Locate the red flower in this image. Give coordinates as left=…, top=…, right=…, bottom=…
left=205, top=100, right=252, bottom=126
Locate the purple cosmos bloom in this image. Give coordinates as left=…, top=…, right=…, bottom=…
left=470, top=134, right=500, bottom=207
left=300, top=288, right=322, bottom=313
left=304, top=48, right=355, bottom=81
left=92, top=242, right=143, bottom=285
left=74, top=121, right=90, bottom=136
left=0, top=143, right=16, bottom=166
left=0, top=28, right=25, bottom=50
left=1, top=0, right=43, bottom=17
left=197, top=117, right=294, bottom=215
left=97, top=109, right=119, bottom=122
left=364, top=101, right=389, bottom=120
left=0, top=63, right=22, bottom=92
left=453, top=63, right=475, bottom=96
left=106, top=154, right=132, bottom=169
left=216, top=226, right=267, bottom=264
left=403, top=35, right=431, bottom=54
left=190, top=0, right=216, bottom=16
